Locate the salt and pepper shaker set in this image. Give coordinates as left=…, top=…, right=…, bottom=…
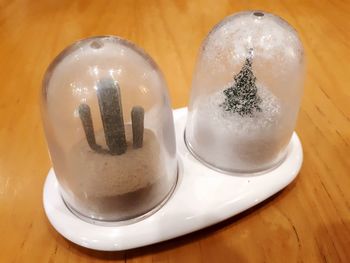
left=41, top=11, right=304, bottom=224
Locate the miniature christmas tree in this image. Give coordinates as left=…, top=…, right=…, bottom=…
left=221, top=51, right=262, bottom=117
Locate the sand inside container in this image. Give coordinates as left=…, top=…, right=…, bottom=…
left=62, top=125, right=172, bottom=221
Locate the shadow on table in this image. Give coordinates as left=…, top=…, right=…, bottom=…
left=45, top=178, right=298, bottom=261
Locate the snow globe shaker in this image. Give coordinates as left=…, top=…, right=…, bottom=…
left=185, top=11, right=305, bottom=173
left=41, top=36, right=178, bottom=223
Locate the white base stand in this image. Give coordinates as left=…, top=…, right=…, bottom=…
left=43, top=107, right=303, bottom=251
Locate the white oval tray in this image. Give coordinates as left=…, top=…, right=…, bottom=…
left=43, top=107, right=303, bottom=251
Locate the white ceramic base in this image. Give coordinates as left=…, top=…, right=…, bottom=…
left=43, top=107, right=303, bottom=251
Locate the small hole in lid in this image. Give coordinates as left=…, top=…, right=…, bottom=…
left=253, top=12, right=264, bottom=17
left=90, top=40, right=103, bottom=49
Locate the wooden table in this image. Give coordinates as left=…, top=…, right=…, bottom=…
left=0, top=0, right=349, bottom=262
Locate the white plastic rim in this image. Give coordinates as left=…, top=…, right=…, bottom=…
left=43, top=107, right=303, bottom=251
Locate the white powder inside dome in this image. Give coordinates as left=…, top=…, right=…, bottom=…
left=186, top=84, right=287, bottom=172
left=185, top=12, right=302, bottom=172
left=202, top=82, right=281, bottom=136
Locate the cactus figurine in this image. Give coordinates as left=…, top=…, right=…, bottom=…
left=78, top=78, right=145, bottom=155
left=78, top=103, right=103, bottom=152
left=96, top=79, right=127, bottom=155
left=131, top=106, right=144, bottom=148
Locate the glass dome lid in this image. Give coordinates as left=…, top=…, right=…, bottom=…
left=41, top=36, right=177, bottom=222
left=185, top=11, right=305, bottom=173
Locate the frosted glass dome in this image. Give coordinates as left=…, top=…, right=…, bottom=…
left=185, top=11, right=305, bottom=173
left=41, top=36, right=178, bottom=222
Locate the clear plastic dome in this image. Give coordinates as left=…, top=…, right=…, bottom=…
left=185, top=11, right=305, bottom=173
left=41, top=36, right=178, bottom=222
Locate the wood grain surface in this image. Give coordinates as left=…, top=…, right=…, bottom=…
left=0, top=0, right=349, bottom=262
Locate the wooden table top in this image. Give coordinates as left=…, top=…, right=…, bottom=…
left=0, top=0, right=349, bottom=262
